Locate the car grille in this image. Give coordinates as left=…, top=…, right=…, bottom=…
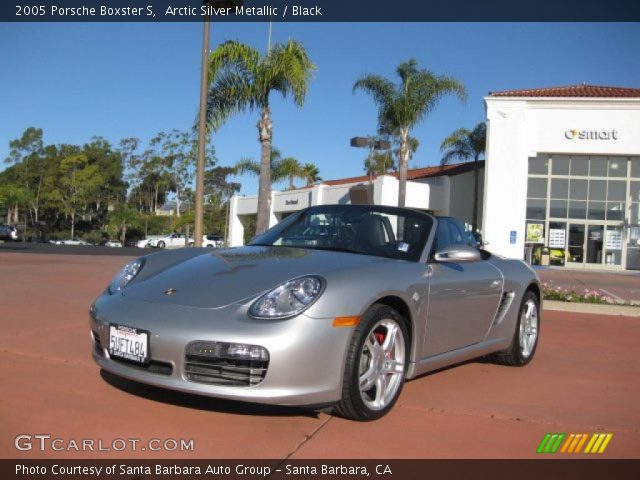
left=184, top=352, right=268, bottom=387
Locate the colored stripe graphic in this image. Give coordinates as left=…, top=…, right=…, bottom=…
left=537, top=433, right=565, bottom=453
left=538, top=433, right=613, bottom=454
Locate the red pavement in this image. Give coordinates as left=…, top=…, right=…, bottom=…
left=0, top=253, right=638, bottom=459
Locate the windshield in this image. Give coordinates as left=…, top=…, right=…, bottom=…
left=249, top=205, right=433, bottom=262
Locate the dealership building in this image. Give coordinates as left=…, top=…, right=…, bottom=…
left=228, top=84, right=640, bottom=271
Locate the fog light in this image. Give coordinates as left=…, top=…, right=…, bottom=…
left=186, top=341, right=269, bottom=362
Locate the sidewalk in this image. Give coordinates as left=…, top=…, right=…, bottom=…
left=534, top=267, right=640, bottom=304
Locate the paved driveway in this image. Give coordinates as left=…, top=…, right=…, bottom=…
left=1, top=253, right=638, bottom=459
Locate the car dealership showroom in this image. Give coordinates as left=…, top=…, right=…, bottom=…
left=229, top=84, right=640, bottom=271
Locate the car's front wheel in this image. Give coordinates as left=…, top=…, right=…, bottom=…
left=492, top=290, right=540, bottom=366
left=335, top=304, right=408, bottom=421
left=157, top=241, right=165, bottom=249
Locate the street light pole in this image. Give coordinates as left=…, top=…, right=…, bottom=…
left=194, top=14, right=211, bottom=247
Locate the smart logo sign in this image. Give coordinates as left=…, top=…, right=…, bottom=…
left=565, top=129, right=619, bottom=140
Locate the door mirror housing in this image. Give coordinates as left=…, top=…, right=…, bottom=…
left=434, top=245, right=481, bottom=263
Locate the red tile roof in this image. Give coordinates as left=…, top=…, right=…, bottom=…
left=490, top=84, right=640, bottom=98
left=322, top=161, right=483, bottom=187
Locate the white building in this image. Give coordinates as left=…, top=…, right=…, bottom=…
left=228, top=161, right=484, bottom=247
left=484, top=84, right=640, bottom=270
left=228, top=84, right=640, bottom=271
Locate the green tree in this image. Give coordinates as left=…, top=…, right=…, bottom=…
left=300, top=163, right=322, bottom=187
left=440, top=122, right=487, bottom=231
left=205, top=40, right=315, bottom=234
left=46, top=154, right=104, bottom=239
left=354, top=59, right=466, bottom=207
left=108, top=204, right=141, bottom=245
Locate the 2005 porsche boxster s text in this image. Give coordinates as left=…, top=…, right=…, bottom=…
left=90, top=204, right=541, bottom=420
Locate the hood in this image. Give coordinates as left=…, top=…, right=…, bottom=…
left=122, top=246, right=387, bottom=309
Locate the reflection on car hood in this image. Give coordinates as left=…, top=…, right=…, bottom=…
left=123, top=246, right=390, bottom=308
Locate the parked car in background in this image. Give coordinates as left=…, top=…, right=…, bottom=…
left=55, top=238, right=92, bottom=246
left=202, top=234, right=223, bottom=248
left=0, top=224, right=19, bottom=241
left=105, top=240, right=123, bottom=248
left=137, top=236, right=163, bottom=248
left=146, top=233, right=194, bottom=249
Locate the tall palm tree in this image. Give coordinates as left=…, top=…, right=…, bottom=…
left=354, top=59, right=466, bottom=207
left=205, top=40, right=315, bottom=234
left=440, top=122, right=487, bottom=232
left=300, top=163, right=322, bottom=187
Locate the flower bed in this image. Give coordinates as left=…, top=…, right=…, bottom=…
left=541, top=282, right=627, bottom=305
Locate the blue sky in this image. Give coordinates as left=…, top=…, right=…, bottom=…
left=1, top=22, right=639, bottom=194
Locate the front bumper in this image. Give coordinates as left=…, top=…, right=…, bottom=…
left=90, top=293, right=353, bottom=406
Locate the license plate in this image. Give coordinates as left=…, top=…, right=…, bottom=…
left=108, top=324, right=149, bottom=365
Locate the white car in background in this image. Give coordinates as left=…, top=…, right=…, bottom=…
left=137, top=235, right=164, bottom=248
left=55, top=238, right=91, bottom=246
left=146, top=233, right=194, bottom=249
left=105, top=240, right=123, bottom=248
left=202, top=234, right=224, bottom=248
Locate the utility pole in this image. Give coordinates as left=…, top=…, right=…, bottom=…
left=194, top=14, right=210, bottom=247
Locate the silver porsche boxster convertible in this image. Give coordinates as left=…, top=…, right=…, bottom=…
left=90, top=204, right=541, bottom=421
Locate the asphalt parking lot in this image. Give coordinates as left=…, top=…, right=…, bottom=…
left=1, top=252, right=638, bottom=459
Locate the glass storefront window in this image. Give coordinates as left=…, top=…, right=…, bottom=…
left=631, top=203, right=640, bottom=225
left=605, top=226, right=623, bottom=265
left=568, top=201, right=587, bottom=219
left=608, top=158, right=626, bottom=178
left=570, top=156, right=589, bottom=176
left=569, top=179, right=588, bottom=200
left=550, top=200, right=567, bottom=218
left=526, top=199, right=546, bottom=220
left=630, top=181, right=640, bottom=203
left=551, top=178, right=568, bottom=199
left=589, top=157, right=608, bottom=177
left=607, top=180, right=626, bottom=202
left=528, top=156, right=549, bottom=175
left=552, top=156, right=570, bottom=175
left=588, top=179, right=606, bottom=201
left=606, top=202, right=625, bottom=221
left=587, top=202, right=606, bottom=221
left=631, top=158, right=640, bottom=178
left=526, top=154, right=631, bottom=269
left=586, top=225, right=604, bottom=264
left=527, top=177, right=547, bottom=198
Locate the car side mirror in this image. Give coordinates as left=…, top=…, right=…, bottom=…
left=434, top=245, right=481, bottom=263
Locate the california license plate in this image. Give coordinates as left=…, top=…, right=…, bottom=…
left=108, top=324, right=149, bottom=364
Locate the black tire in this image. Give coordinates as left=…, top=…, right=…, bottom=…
left=157, top=241, right=165, bottom=249
left=492, top=290, right=540, bottom=366
left=189, top=242, right=194, bottom=247
left=334, top=304, right=409, bottom=421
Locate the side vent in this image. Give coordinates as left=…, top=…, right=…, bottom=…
left=493, top=291, right=515, bottom=326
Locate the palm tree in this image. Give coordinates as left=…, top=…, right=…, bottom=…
left=234, top=147, right=283, bottom=184
left=276, top=157, right=303, bottom=190
left=300, top=163, right=322, bottom=187
left=440, top=122, right=487, bottom=232
left=205, top=40, right=315, bottom=234
left=354, top=59, right=466, bottom=207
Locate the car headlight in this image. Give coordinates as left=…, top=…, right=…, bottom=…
left=249, top=276, right=325, bottom=319
left=108, top=258, right=144, bottom=294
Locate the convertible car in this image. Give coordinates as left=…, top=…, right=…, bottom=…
left=90, top=204, right=541, bottom=421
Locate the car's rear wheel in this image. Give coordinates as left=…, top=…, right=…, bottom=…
left=334, top=304, right=408, bottom=421
left=157, top=241, right=165, bottom=249
left=492, top=290, right=540, bottom=366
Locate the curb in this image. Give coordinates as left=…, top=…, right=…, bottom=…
left=544, top=300, right=640, bottom=317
